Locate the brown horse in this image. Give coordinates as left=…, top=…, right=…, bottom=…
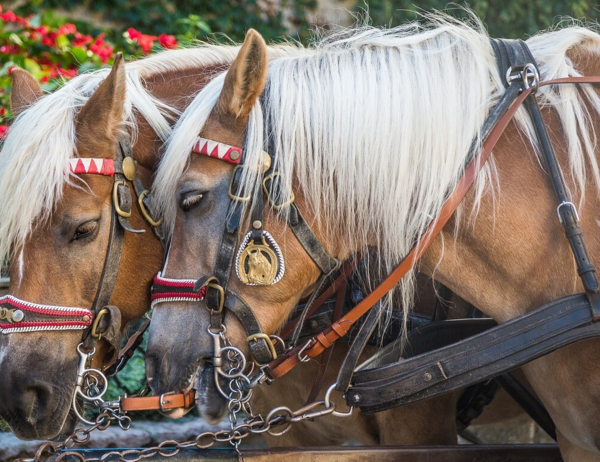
left=149, top=17, right=600, bottom=459
left=0, top=43, right=473, bottom=448
left=0, top=46, right=244, bottom=440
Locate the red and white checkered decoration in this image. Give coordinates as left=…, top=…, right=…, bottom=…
left=192, top=137, right=242, bottom=165
left=68, top=158, right=115, bottom=176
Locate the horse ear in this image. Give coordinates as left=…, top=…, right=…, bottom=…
left=10, top=68, right=43, bottom=116
left=76, top=53, right=126, bottom=156
left=216, top=29, right=268, bottom=120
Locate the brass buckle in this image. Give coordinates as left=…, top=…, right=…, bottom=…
left=112, top=180, right=132, bottom=218
left=228, top=165, right=251, bottom=202
left=138, top=190, right=164, bottom=227
left=262, top=172, right=295, bottom=210
left=246, top=333, right=278, bottom=362
left=91, top=308, right=110, bottom=339
left=206, top=282, right=224, bottom=314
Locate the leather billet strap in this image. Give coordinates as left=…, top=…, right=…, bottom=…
left=264, top=75, right=600, bottom=380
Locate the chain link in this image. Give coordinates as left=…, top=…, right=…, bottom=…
left=30, top=326, right=352, bottom=462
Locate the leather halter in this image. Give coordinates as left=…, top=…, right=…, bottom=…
left=2, top=134, right=165, bottom=372
left=152, top=136, right=339, bottom=365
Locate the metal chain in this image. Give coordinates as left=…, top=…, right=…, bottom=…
left=30, top=326, right=352, bottom=462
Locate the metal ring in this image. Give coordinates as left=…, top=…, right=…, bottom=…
left=324, top=383, right=354, bottom=418
left=217, top=346, right=247, bottom=378
left=90, top=308, right=110, bottom=339
left=138, top=190, right=164, bottom=227
left=266, top=406, right=293, bottom=436
left=76, top=368, right=108, bottom=401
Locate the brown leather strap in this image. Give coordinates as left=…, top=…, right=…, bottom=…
left=265, top=75, right=600, bottom=380
left=120, top=390, right=196, bottom=412
left=279, top=259, right=357, bottom=340
left=305, top=281, right=346, bottom=404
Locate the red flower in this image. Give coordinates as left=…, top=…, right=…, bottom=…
left=136, top=34, right=155, bottom=54
left=0, top=107, right=6, bottom=117
left=57, top=23, right=77, bottom=36
left=158, top=33, right=178, bottom=49
left=0, top=125, right=8, bottom=140
left=72, top=33, right=93, bottom=47
left=89, top=33, right=113, bottom=63
left=0, top=10, right=17, bottom=22
left=127, top=28, right=142, bottom=40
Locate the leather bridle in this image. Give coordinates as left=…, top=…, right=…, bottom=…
left=152, top=138, right=340, bottom=366
left=0, top=133, right=166, bottom=421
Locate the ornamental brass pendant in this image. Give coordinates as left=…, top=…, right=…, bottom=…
left=236, top=231, right=285, bottom=286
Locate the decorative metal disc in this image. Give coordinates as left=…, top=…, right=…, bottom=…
left=235, top=231, right=285, bottom=286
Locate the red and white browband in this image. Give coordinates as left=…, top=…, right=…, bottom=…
left=66, top=137, right=241, bottom=177
left=0, top=295, right=93, bottom=334
left=150, top=272, right=206, bottom=309
left=192, top=137, right=242, bottom=164
left=68, top=158, right=115, bottom=176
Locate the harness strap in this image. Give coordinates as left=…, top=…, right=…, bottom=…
left=348, top=294, right=595, bottom=413
left=120, top=390, right=196, bottom=412
left=265, top=74, right=600, bottom=380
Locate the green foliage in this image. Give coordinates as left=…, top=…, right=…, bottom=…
left=15, top=0, right=317, bottom=43
left=361, top=0, right=600, bottom=39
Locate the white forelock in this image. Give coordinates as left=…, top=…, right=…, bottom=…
left=0, top=43, right=262, bottom=265
left=155, top=13, right=600, bottom=331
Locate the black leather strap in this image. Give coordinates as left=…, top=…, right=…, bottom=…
left=347, top=294, right=596, bottom=413
left=288, top=203, right=339, bottom=274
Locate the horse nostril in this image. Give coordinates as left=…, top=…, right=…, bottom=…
left=22, top=381, right=54, bottom=425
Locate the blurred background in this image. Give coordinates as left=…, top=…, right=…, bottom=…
left=0, top=0, right=598, bottom=456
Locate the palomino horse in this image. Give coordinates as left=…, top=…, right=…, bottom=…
left=0, top=43, right=470, bottom=447
left=149, top=16, right=600, bottom=459
left=0, top=45, right=248, bottom=440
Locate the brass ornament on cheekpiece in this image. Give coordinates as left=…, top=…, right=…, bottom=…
left=235, top=231, right=285, bottom=286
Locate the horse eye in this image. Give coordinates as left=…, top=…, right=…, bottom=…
left=73, top=220, right=98, bottom=241
left=180, top=192, right=204, bottom=212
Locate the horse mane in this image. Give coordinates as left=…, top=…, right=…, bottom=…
left=0, top=43, right=291, bottom=265
left=155, top=13, right=600, bottom=328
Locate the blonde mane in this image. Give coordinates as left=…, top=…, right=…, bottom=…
left=0, top=44, right=284, bottom=264
left=155, top=14, right=600, bottom=321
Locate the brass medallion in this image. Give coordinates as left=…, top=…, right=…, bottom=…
left=238, top=239, right=279, bottom=285
left=235, top=231, right=285, bottom=286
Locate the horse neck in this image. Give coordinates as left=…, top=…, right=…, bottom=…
left=420, top=46, right=600, bottom=324
left=110, top=64, right=228, bottom=327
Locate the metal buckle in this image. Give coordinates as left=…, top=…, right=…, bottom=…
left=138, top=190, right=164, bottom=227
left=246, top=333, right=278, bottom=362
left=159, top=392, right=175, bottom=412
left=297, top=341, right=312, bottom=363
left=206, top=282, right=224, bottom=314
left=262, top=172, right=295, bottom=210
left=506, top=63, right=540, bottom=91
left=91, top=308, right=110, bottom=339
left=228, top=165, right=251, bottom=202
left=557, top=201, right=580, bottom=224
left=112, top=180, right=132, bottom=218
